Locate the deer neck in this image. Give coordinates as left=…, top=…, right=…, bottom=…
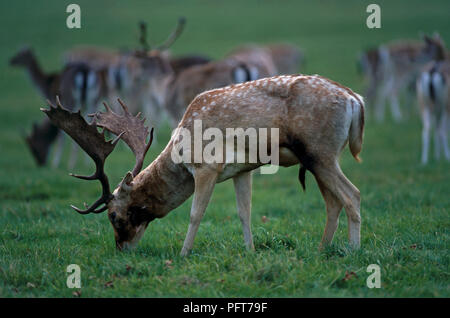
left=23, top=54, right=51, bottom=99
left=130, top=142, right=194, bottom=218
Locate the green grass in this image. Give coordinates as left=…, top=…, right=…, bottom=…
left=0, top=0, right=449, bottom=297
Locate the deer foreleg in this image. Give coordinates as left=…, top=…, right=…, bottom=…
left=180, top=168, right=218, bottom=256
left=233, top=171, right=254, bottom=251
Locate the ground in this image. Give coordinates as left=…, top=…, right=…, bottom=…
left=0, top=0, right=448, bottom=297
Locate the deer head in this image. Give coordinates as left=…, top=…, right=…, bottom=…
left=112, top=17, right=186, bottom=109
left=41, top=97, right=154, bottom=250
left=422, top=32, right=446, bottom=61
left=9, top=47, right=34, bottom=66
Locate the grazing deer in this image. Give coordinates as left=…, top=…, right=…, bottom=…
left=359, top=34, right=446, bottom=121
left=10, top=47, right=107, bottom=167
left=42, top=73, right=364, bottom=256
left=417, top=56, right=450, bottom=164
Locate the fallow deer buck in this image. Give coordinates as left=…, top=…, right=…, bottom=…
left=107, top=18, right=191, bottom=125
left=10, top=48, right=106, bottom=167
left=417, top=58, right=450, bottom=164
left=42, top=73, right=364, bottom=256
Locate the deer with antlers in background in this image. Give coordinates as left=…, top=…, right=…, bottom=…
left=11, top=18, right=189, bottom=167
left=43, top=71, right=364, bottom=256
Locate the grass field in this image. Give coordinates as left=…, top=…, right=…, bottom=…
left=0, top=0, right=449, bottom=297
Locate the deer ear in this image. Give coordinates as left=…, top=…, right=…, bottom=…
left=432, top=32, right=442, bottom=42
left=119, top=171, right=134, bottom=193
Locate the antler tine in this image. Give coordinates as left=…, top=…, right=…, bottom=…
left=131, top=127, right=154, bottom=177
left=68, top=131, right=124, bottom=183
left=139, top=21, right=150, bottom=52
left=155, top=17, right=186, bottom=51
left=41, top=97, right=122, bottom=215
left=69, top=163, right=113, bottom=214
left=71, top=203, right=108, bottom=214
left=117, top=98, right=130, bottom=114
left=102, top=101, right=113, bottom=113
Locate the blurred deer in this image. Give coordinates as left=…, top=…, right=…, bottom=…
left=10, top=48, right=106, bottom=167
left=358, top=34, right=446, bottom=121
left=416, top=40, right=449, bottom=164
left=163, top=57, right=269, bottom=127
left=161, top=43, right=304, bottom=127
left=42, top=73, right=364, bottom=255
left=227, top=43, right=304, bottom=75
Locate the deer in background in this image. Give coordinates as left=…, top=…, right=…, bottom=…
left=163, top=57, right=269, bottom=127
left=11, top=18, right=192, bottom=166
left=264, top=43, right=305, bottom=75
left=105, top=18, right=196, bottom=127
left=42, top=72, right=364, bottom=256
left=10, top=48, right=106, bottom=167
left=227, top=43, right=304, bottom=76
left=161, top=42, right=304, bottom=127
left=416, top=39, right=449, bottom=164
left=358, top=34, right=446, bottom=122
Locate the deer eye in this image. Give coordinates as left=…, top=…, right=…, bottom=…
left=109, top=212, right=117, bottom=221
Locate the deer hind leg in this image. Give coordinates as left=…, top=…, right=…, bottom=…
left=314, top=161, right=361, bottom=248
left=233, top=171, right=254, bottom=251
left=180, top=168, right=218, bottom=256
left=389, top=80, right=403, bottom=122
left=316, top=178, right=343, bottom=248
left=421, top=108, right=431, bottom=164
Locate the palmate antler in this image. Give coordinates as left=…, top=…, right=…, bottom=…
left=41, top=96, right=153, bottom=214
left=91, top=98, right=154, bottom=177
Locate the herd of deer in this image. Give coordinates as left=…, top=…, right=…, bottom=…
left=9, top=17, right=449, bottom=255
left=358, top=32, right=450, bottom=164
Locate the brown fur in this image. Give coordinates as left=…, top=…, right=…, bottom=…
left=104, top=74, right=364, bottom=254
